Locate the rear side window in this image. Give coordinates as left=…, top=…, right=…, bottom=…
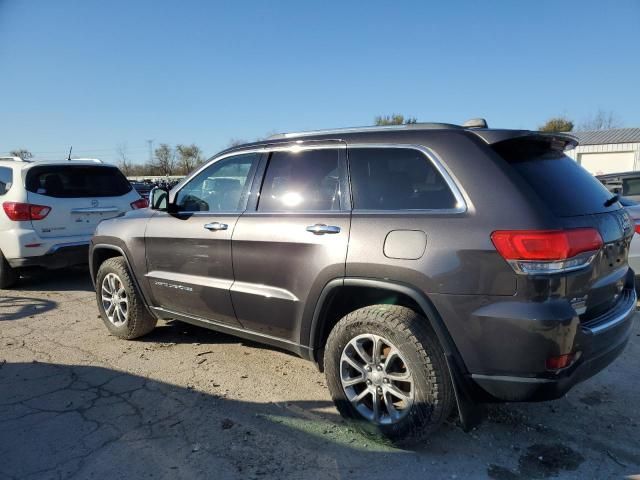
left=494, top=139, right=618, bottom=217
left=622, top=177, right=640, bottom=196
left=0, top=167, right=12, bottom=195
left=258, top=149, right=341, bottom=211
left=25, top=165, right=132, bottom=198
left=348, top=147, right=457, bottom=210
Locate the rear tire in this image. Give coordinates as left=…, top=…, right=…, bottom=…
left=324, top=305, right=454, bottom=445
left=95, top=257, right=157, bottom=339
left=0, top=251, right=18, bottom=289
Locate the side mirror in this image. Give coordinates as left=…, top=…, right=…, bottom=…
left=149, top=187, right=169, bottom=211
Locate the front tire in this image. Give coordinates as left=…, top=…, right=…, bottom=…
left=324, top=305, right=454, bottom=445
left=95, top=257, right=157, bottom=339
left=0, top=251, right=18, bottom=289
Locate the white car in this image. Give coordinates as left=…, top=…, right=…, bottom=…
left=0, top=157, right=147, bottom=288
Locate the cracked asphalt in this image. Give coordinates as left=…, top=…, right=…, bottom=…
left=1, top=267, right=639, bottom=479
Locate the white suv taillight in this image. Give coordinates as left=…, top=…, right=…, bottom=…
left=2, top=202, right=52, bottom=221
left=130, top=198, right=149, bottom=210
left=491, top=228, right=603, bottom=275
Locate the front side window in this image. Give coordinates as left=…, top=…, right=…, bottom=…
left=349, top=147, right=457, bottom=210
left=258, top=149, right=341, bottom=212
left=175, top=153, right=259, bottom=212
left=0, top=167, right=12, bottom=195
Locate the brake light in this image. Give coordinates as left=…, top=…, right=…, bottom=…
left=130, top=198, right=149, bottom=209
left=491, top=228, right=603, bottom=274
left=635, top=221, right=640, bottom=235
left=2, top=202, right=51, bottom=221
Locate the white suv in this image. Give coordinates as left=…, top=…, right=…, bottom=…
left=0, top=157, right=147, bottom=288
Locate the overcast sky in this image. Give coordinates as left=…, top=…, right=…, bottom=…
left=1, top=0, right=639, bottom=163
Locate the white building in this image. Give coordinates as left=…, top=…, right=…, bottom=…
left=566, top=128, right=640, bottom=175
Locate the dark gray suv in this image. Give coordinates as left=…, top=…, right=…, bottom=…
left=90, top=122, right=636, bottom=443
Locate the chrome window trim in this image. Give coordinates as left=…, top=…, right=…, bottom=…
left=346, top=143, right=468, bottom=215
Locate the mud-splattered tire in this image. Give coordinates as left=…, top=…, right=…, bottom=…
left=324, top=305, right=454, bottom=445
left=95, top=257, right=157, bottom=339
left=0, top=251, right=18, bottom=289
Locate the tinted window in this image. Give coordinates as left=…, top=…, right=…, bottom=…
left=258, top=149, right=341, bottom=211
left=25, top=165, right=132, bottom=198
left=175, top=153, right=259, bottom=212
left=494, top=139, right=618, bottom=217
left=622, top=177, right=640, bottom=196
left=0, top=167, right=12, bottom=195
left=349, top=148, right=456, bottom=210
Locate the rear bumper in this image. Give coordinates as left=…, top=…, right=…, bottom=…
left=7, top=242, right=89, bottom=270
left=470, top=288, right=636, bottom=402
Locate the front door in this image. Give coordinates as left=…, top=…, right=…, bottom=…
left=231, top=143, right=350, bottom=343
left=145, top=152, right=261, bottom=326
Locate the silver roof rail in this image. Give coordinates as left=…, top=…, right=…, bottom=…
left=0, top=156, right=30, bottom=162
left=68, top=158, right=103, bottom=163
left=267, top=122, right=464, bottom=140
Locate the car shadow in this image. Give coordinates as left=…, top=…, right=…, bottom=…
left=0, top=295, right=57, bottom=321
left=141, top=320, right=302, bottom=359
left=14, top=266, right=94, bottom=292
left=0, top=361, right=412, bottom=479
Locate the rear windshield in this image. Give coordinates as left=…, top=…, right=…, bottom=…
left=494, top=138, right=619, bottom=217
left=26, top=165, right=132, bottom=198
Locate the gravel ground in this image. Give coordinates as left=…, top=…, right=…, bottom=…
left=1, top=267, right=639, bottom=479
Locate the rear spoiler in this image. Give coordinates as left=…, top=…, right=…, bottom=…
left=470, top=129, right=578, bottom=151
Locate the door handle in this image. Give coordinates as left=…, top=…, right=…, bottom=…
left=204, top=222, right=228, bottom=231
left=306, top=224, right=341, bottom=235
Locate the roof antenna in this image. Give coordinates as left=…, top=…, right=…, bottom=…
left=67, top=146, right=73, bottom=161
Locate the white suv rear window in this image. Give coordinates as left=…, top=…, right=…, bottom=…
left=26, top=165, right=132, bottom=198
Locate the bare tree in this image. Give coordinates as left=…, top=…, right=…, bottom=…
left=116, top=143, right=133, bottom=176
left=578, top=109, right=622, bottom=131
left=176, top=144, right=203, bottom=175
left=9, top=149, right=33, bottom=161
left=227, top=138, right=248, bottom=148
left=153, top=144, right=176, bottom=176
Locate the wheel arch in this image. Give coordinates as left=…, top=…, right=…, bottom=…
left=90, top=243, right=157, bottom=319
left=308, top=277, right=483, bottom=430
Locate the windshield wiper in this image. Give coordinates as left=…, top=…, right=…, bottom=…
left=604, top=194, right=620, bottom=207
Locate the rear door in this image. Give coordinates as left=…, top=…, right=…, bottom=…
left=230, top=143, right=350, bottom=343
left=25, top=164, right=137, bottom=238
left=494, top=138, right=635, bottom=319
left=144, top=152, right=261, bottom=326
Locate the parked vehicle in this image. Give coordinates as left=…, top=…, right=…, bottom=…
left=619, top=196, right=640, bottom=290
left=89, top=121, right=636, bottom=443
left=130, top=181, right=152, bottom=200
left=0, top=157, right=148, bottom=288
left=597, top=171, right=640, bottom=202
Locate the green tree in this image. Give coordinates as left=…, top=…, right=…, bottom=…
left=538, top=117, right=574, bottom=133
left=9, top=149, right=33, bottom=161
left=374, top=114, right=417, bottom=126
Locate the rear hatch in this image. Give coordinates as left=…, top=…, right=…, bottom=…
left=493, top=136, right=634, bottom=320
left=25, top=164, right=136, bottom=238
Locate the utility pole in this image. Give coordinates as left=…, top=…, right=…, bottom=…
left=146, top=139, right=154, bottom=164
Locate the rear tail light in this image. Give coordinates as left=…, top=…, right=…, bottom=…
left=130, top=198, right=149, bottom=210
left=491, top=228, right=603, bottom=275
left=635, top=221, right=640, bottom=235
left=546, top=353, right=576, bottom=371
left=2, top=202, right=51, bottom=221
